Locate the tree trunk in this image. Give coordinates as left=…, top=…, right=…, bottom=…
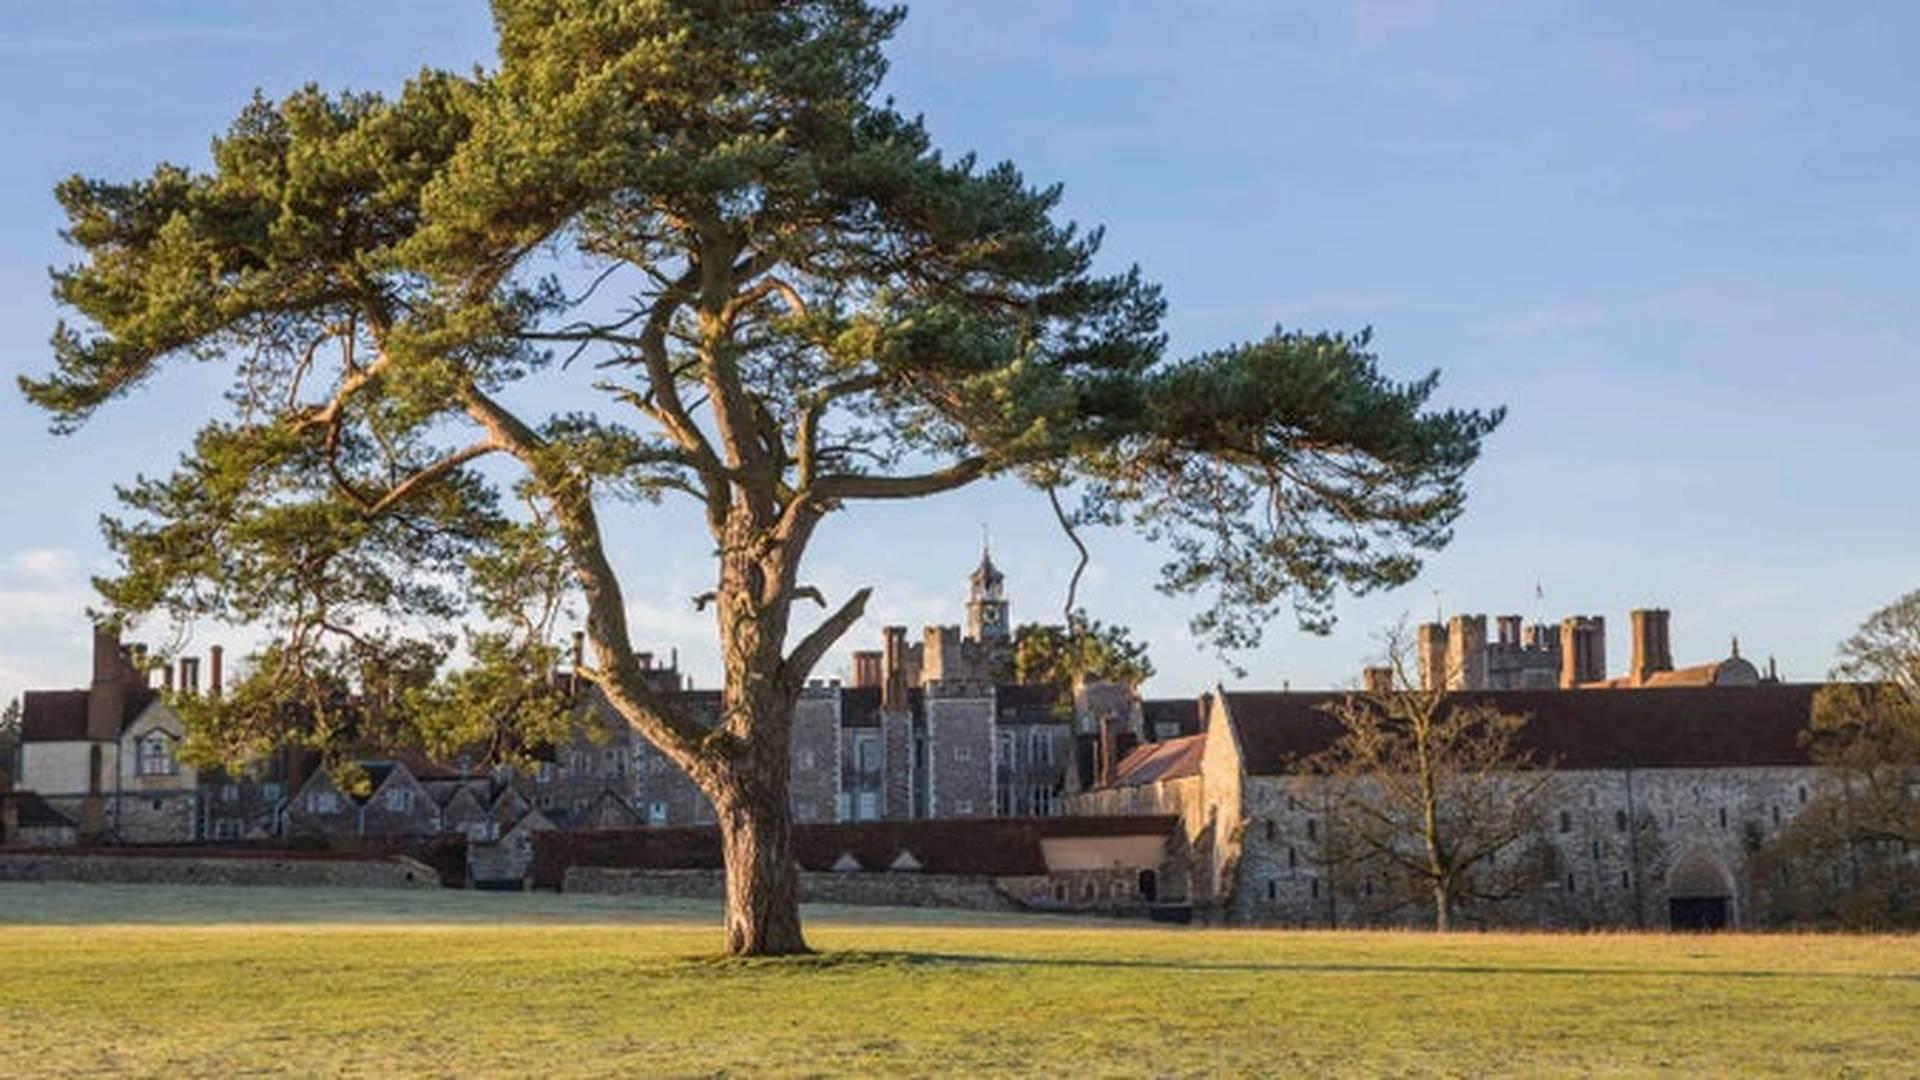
left=1432, top=880, right=1452, bottom=932
left=713, top=767, right=808, bottom=956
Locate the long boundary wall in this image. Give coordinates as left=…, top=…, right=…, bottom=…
left=0, top=851, right=440, bottom=889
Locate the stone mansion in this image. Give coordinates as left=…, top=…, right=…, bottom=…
left=3, top=580, right=1871, bottom=931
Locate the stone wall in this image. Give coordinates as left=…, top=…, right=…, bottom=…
left=926, top=687, right=994, bottom=817
left=0, top=851, right=440, bottom=888
left=881, top=708, right=914, bottom=820
left=790, top=689, right=841, bottom=823
left=564, top=866, right=1022, bottom=911
left=115, top=791, right=199, bottom=844
left=1232, top=765, right=1826, bottom=929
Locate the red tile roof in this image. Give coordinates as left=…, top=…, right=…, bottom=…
left=1108, top=735, right=1206, bottom=787
left=1222, top=684, right=1824, bottom=775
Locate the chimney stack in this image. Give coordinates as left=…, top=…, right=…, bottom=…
left=180, top=656, right=201, bottom=696
left=881, top=625, right=909, bottom=711
left=1629, top=609, right=1673, bottom=686
left=1097, top=715, right=1115, bottom=788
left=851, top=650, right=882, bottom=689
left=1559, top=616, right=1606, bottom=687
left=87, top=624, right=126, bottom=741
left=1361, top=666, right=1395, bottom=695
left=1496, top=615, right=1522, bottom=648
left=209, top=644, right=224, bottom=699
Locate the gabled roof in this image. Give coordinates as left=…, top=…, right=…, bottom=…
left=20, top=688, right=157, bottom=742
left=1220, top=684, right=1825, bottom=775
left=1108, top=734, right=1207, bottom=787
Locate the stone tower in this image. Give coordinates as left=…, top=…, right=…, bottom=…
left=964, top=543, right=1009, bottom=643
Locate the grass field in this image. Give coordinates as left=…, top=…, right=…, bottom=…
left=0, top=884, right=1915, bottom=1076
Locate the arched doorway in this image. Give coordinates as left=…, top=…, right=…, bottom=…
left=1137, top=869, right=1159, bottom=903
left=1667, top=848, right=1735, bottom=931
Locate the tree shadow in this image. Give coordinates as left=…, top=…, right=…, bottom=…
left=666, top=948, right=1920, bottom=983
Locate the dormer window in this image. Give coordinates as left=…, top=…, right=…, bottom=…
left=136, top=732, right=177, bottom=777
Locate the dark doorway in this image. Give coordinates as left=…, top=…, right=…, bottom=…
left=1137, top=869, right=1158, bottom=903
left=1669, top=896, right=1730, bottom=931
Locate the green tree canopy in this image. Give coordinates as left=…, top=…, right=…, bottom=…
left=1013, top=615, right=1154, bottom=706
left=24, top=0, right=1502, bottom=955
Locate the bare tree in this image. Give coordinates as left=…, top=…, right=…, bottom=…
left=1753, top=589, right=1920, bottom=927
left=1295, top=624, right=1558, bottom=930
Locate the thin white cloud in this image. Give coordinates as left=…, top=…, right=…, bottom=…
left=7, top=547, right=79, bottom=581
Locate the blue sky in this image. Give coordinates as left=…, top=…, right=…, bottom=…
left=2, top=1, right=1915, bottom=706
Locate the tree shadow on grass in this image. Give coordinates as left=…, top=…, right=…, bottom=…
left=664, top=949, right=1920, bottom=983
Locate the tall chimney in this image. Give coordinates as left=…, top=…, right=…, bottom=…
left=1361, top=666, right=1394, bottom=695
left=881, top=625, right=908, bottom=711
left=1496, top=615, right=1522, bottom=648
left=1559, top=616, right=1607, bottom=687
left=179, top=656, right=201, bottom=697
left=851, top=650, right=882, bottom=688
left=209, top=644, right=224, bottom=699
left=162, top=663, right=175, bottom=692
left=1629, top=609, right=1673, bottom=686
left=87, top=624, right=126, bottom=741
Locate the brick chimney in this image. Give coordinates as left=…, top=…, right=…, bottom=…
left=1629, top=609, right=1673, bottom=686
left=881, top=626, right=908, bottom=711
left=86, top=624, right=126, bottom=741
left=1559, top=616, right=1607, bottom=687
left=209, top=644, right=224, bottom=699
left=1361, top=666, right=1394, bottom=695
left=179, top=656, right=201, bottom=696
left=850, top=650, right=882, bottom=689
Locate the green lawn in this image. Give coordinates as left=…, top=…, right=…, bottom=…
left=0, top=884, right=1914, bottom=1076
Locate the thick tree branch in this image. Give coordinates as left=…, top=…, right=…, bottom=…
left=812, top=456, right=988, bottom=501
left=780, top=586, right=871, bottom=695
left=460, top=382, right=707, bottom=764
